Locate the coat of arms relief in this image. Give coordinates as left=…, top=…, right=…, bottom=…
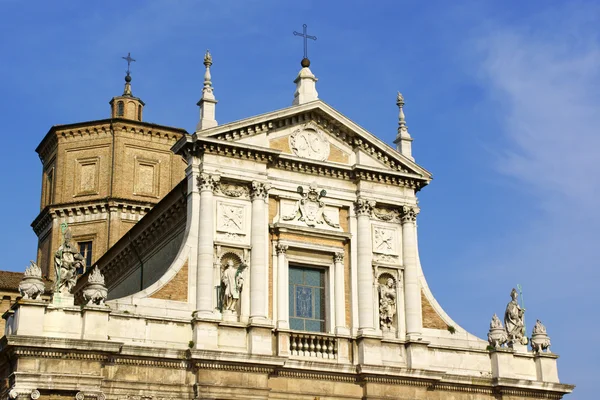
left=289, top=122, right=330, bottom=161
left=281, top=184, right=340, bottom=229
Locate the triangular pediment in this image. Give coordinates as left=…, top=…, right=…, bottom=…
left=194, top=100, right=431, bottom=181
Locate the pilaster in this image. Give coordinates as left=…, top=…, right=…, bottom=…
left=355, top=197, right=376, bottom=335
left=401, top=205, right=422, bottom=340
left=249, top=181, right=270, bottom=324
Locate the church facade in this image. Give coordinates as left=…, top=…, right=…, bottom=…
left=0, top=52, right=574, bottom=399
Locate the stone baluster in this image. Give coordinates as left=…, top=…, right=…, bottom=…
left=250, top=181, right=270, bottom=324
left=276, top=243, right=289, bottom=329
left=355, top=198, right=376, bottom=334
left=401, top=205, right=422, bottom=340
left=196, top=173, right=219, bottom=317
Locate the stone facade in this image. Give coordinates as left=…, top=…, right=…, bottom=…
left=1, top=59, right=574, bottom=399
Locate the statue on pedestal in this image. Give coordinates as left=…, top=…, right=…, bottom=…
left=221, top=259, right=245, bottom=312
left=54, top=228, right=84, bottom=295
left=504, top=288, right=527, bottom=346
left=378, top=277, right=397, bottom=331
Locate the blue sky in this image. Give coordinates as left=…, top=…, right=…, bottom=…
left=1, top=0, right=598, bottom=397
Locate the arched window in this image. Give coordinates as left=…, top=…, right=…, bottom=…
left=117, top=101, right=124, bottom=117
left=138, top=105, right=142, bottom=121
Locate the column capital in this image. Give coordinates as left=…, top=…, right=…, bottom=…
left=197, top=172, right=221, bottom=192
left=333, top=251, right=344, bottom=263
left=354, top=197, right=376, bottom=217
left=401, top=205, right=420, bottom=224
left=250, top=181, right=271, bottom=200
left=276, top=243, right=288, bottom=255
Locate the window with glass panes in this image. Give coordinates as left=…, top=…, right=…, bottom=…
left=78, top=241, right=93, bottom=274
left=289, top=265, right=326, bottom=332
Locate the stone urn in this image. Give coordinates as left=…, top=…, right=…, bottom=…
left=18, top=261, right=45, bottom=300
left=487, top=314, right=507, bottom=349
left=82, top=266, right=108, bottom=306
left=530, top=319, right=551, bottom=353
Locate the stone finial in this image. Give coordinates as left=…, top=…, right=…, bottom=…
left=196, top=49, right=218, bottom=131
left=292, top=63, right=319, bottom=105
left=19, top=261, right=45, bottom=300
left=487, top=313, right=507, bottom=349
left=530, top=319, right=551, bottom=353
left=394, top=91, right=413, bottom=160
left=82, top=266, right=108, bottom=306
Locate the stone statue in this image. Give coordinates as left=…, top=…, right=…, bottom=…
left=18, top=261, right=45, bottom=300
left=530, top=319, right=551, bottom=353
left=54, top=229, right=84, bottom=294
left=378, top=277, right=397, bottom=330
left=82, top=266, right=108, bottom=306
left=221, top=260, right=245, bottom=312
left=487, top=313, right=508, bottom=348
left=504, top=288, right=527, bottom=345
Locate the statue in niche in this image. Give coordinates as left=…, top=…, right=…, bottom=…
left=378, top=276, right=397, bottom=331
left=54, top=226, right=84, bottom=295
left=220, top=259, right=246, bottom=312
left=504, top=288, right=527, bottom=345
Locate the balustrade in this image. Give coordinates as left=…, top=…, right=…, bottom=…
left=289, top=332, right=337, bottom=359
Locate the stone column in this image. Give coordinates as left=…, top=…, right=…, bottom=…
left=196, top=172, right=219, bottom=318
left=334, top=251, right=348, bottom=334
left=355, top=198, right=376, bottom=334
left=402, top=205, right=422, bottom=339
left=250, top=181, right=270, bottom=324
left=276, top=243, right=289, bottom=329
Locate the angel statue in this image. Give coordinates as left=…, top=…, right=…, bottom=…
left=378, top=277, right=397, bottom=331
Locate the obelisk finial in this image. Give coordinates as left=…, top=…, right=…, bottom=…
left=394, top=91, right=413, bottom=160
left=196, top=49, right=218, bottom=131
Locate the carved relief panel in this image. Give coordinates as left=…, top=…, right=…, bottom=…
left=216, top=200, right=250, bottom=244
left=278, top=184, right=341, bottom=230
left=289, top=122, right=330, bottom=161
left=372, top=225, right=399, bottom=256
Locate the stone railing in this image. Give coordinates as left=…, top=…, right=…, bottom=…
left=289, top=332, right=338, bottom=359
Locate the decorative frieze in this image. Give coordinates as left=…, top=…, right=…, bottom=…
left=219, top=181, right=249, bottom=198
left=373, top=207, right=401, bottom=223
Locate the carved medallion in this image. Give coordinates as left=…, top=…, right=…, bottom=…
left=289, top=123, right=330, bottom=161
left=282, top=184, right=340, bottom=228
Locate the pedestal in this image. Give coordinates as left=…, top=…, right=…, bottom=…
left=357, top=335, right=382, bottom=365
left=193, top=319, right=219, bottom=350
left=248, top=324, right=272, bottom=355
left=490, top=348, right=515, bottom=379
left=52, top=293, right=74, bottom=308
left=12, top=300, right=47, bottom=336
left=222, top=310, right=238, bottom=322
left=405, top=340, right=429, bottom=370
left=81, top=306, right=110, bottom=340
left=534, top=353, right=560, bottom=383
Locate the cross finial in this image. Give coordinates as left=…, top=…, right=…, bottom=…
left=122, top=52, right=136, bottom=76
left=293, top=24, right=317, bottom=66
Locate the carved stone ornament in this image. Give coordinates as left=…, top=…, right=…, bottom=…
left=487, top=313, right=508, bottom=349
left=373, top=227, right=396, bottom=255
left=400, top=205, right=419, bottom=223
left=219, top=182, right=249, bottom=198
left=250, top=181, right=270, bottom=200
left=19, top=261, right=45, bottom=300
left=282, top=184, right=339, bottom=228
left=504, top=288, right=527, bottom=346
left=220, top=254, right=246, bottom=313
left=197, top=172, right=220, bottom=192
left=333, top=252, right=344, bottom=263
left=54, top=227, right=83, bottom=294
left=378, top=274, right=397, bottom=331
left=289, top=122, right=330, bottom=161
left=276, top=243, right=288, bottom=255
left=530, top=319, right=551, bottom=353
left=82, top=266, right=108, bottom=306
left=217, top=203, right=245, bottom=234
left=76, top=392, right=106, bottom=400
left=8, top=389, right=41, bottom=400
left=373, top=207, right=401, bottom=223
left=355, top=198, right=376, bottom=217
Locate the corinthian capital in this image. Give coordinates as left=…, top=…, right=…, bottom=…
left=400, top=205, right=420, bottom=223
left=276, top=243, right=288, bottom=255
left=197, top=173, right=221, bottom=192
left=354, top=197, right=376, bottom=217
left=333, top=252, right=344, bottom=263
left=250, top=181, right=270, bottom=200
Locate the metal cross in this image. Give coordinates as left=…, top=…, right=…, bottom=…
left=122, top=52, right=136, bottom=75
left=293, top=24, right=317, bottom=60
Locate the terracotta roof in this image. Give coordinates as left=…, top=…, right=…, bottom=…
left=0, top=271, right=23, bottom=291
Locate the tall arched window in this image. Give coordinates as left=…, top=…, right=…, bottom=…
left=117, top=101, right=124, bottom=117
